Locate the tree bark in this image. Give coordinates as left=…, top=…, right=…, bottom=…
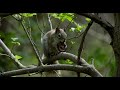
left=112, top=13, right=120, bottom=77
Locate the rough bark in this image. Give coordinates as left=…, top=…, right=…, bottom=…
left=112, top=13, right=120, bottom=77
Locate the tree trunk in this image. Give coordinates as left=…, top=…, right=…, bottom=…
left=112, top=13, right=120, bottom=77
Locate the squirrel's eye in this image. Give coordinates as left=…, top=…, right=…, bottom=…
left=58, top=34, right=61, bottom=38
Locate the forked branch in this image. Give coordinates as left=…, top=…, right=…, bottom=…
left=0, top=39, right=25, bottom=69
left=0, top=52, right=102, bottom=77
left=76, top=13, right=114, bottom=39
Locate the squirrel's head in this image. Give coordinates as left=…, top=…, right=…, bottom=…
left=55, top=27, right=67, bottom=42
left=55, top=28, right=67, bottom=52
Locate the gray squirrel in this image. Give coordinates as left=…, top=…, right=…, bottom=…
left=41, top=28, right=67, bottom=77
left=41, top=27, right=67, bottom=61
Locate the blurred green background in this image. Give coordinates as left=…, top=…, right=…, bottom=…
left=0, top=13, right=115, bottom=77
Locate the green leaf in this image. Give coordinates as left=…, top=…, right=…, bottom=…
left=11, top=37, right=20, bottom=46
left=15, top=55, right=22, bottom=60
left=50, top=13, right=74, bottom=22
left=73, top=22, right=87, bottom=32
left=11, top=42, right=20, bottom=46
left=86, top=18, right=91, bottom=22
left=65, top=59, right=74, bottom=64
left=69, top=27, right=76, bottom=32
left=20, top=13, right=36, bottom=18
left=71, top=41, right=75, bottom=44
left=11, top=37, right=18, bottom=41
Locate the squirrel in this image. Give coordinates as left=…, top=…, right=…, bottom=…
left=41, top=27, right=67, bottom=60
left=41, top=28, right=67, bottom=77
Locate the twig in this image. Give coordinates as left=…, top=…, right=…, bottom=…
left=48, top=13, right=53, bottom=30
left=91, top=58, right=94, bottom=65
left=12, top=15, right=43, bottom=66
left=65, top=16, right=76, bottom=31
left=35, top=14, right=44, bottom=34
left=12, top=16, right=43, bottom=66
left=27, top=17, right=43, bottom=62
left=0, top=53, right=11, bottom=58
left=77, top=20, right=93, bottom=77
left=67, top=31, right=84, bottom=40
left=0, top=39, right=26, bottom=69
left=12, top=14, right=43, bottom=66
left=42, top=14, right=46, bottom=29
left=20, top=21, right=43, bottom=66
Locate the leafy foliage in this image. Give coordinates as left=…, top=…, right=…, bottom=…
left=50, top=13, right=87, bottom=32
left=11, top=37, right=20, bottom=46
left=50, top=13, right=74, bottom=22
left=20, top=13, right=37, bottom=18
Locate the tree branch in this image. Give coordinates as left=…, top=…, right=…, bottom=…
left=77, top=20, right=93, bottom=77
left=42, top=52, right=102, bottom=77
left=0, top=52, right=102, bottom=77
left=20, top=21, right=43, bottom=66
left=76, top=13, right=114, bottom=39
left=77, top=20, right=93, bottom=64
left=48, top=13, right=53, bottom=30
left=42, top=52, right=88, bottom=64
left=11, top=15, right=43, bottom=66
left=35, top=14, right=44, bottom=34
left=0, top=39, right=26, bottom=69
left=0, top=64, right=102, bottom=77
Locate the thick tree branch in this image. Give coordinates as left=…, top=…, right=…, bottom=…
left=0, top=64, right=102, bottom=77
left=43, top=52, right=88, bottom=64
left=0, top=52, right=102, bottom=77
left=76, top=13, right=114, bottom=39
left=0, top=39, right=25, bottom=69
left=43, top=52, right=102, bottom=77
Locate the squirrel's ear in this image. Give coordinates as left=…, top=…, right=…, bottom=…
left=55, top=27, right=60, bottom=33
left=63, top=28, right=66, bottom=32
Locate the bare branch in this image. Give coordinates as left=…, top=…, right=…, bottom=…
left=0, top=39, right=25, bottom=69
left=65, top=16, right=76, bottom=30
left=0, top=52, right=102, bottom=77
left=77, top=21, right=93, bottom=64
left=0, top=53, right=11, bottom=58
left=12, top=15, right=43, bottom=66
left=0, top=64, right=102, bottom=77
left=35, top=14, right=44, bottom=34
left=42, top=52, right=102, bottom=77
left=76, top=13, right=114, bottom=39
left=20, top=21, right=43, bottom=66
left=67, top=32, right=84, bottom=40
left=77, top=21, right=93, bottom=77
left=42, top=52, right=88, bottom=64
left=48, top=13, right=53, bottom=30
